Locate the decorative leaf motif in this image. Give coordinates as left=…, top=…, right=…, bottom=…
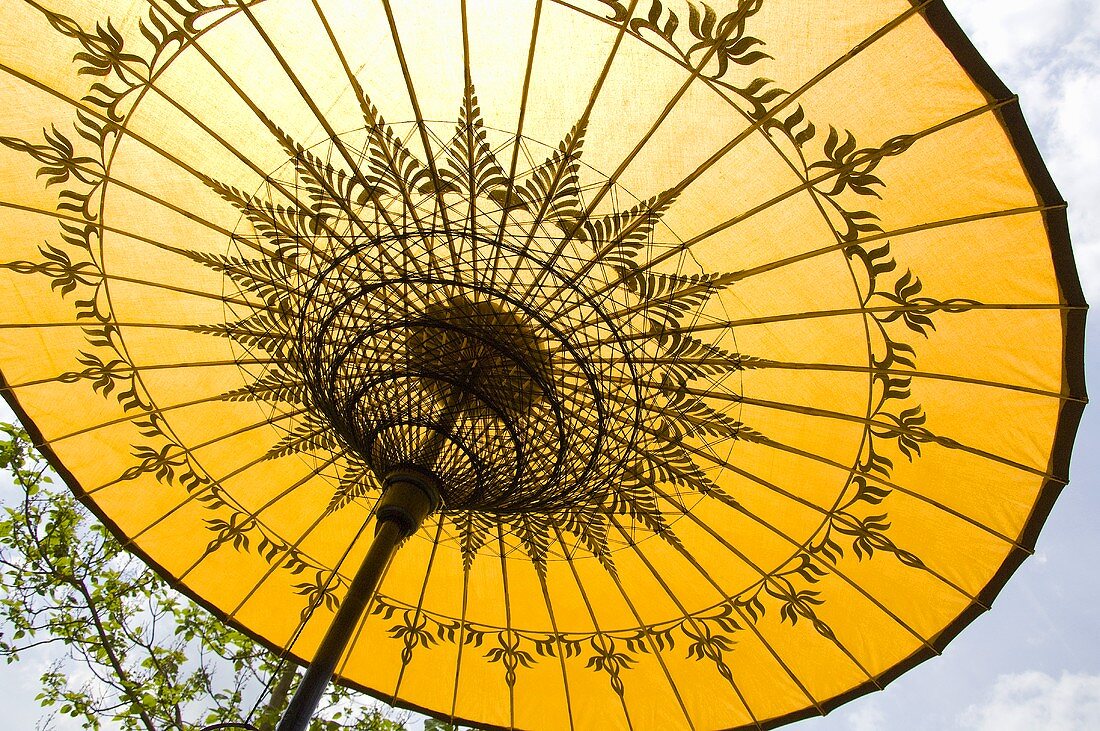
left=160, top=0, right=262, bottom=34
left=512, top=514, right=552, bottom=581
left=874, top=269, right=981, bottom=336
left=682, top=608, right=740, bottom=684
left=118, top=443, right=206, bottom=491
left=55, top=350, right=150, bottom=412
left=485, top=633, right=536, bottom=688
left=574, top=191, right=677, bottom=273
left=391, top=610, right=438, bottom=665
left=609, top=471, right=685, bottom=553
left=263, top=415, right=340, bottom=460
left=455, top=511, right=494, bottom=572
left=684, top=621, right=736, bottom=662
left=829, top=513, right=925, bottom=569
left=325, top=459, right=378, bottom=515
left=560, top=509, right=616, bottom=575
left=657, top=389, right=759, bottom=442
left=685, top=0, right=769, bottom=78
left=72, top=19, right=150, bottom=79
left=1, top=242, right=100, bottom=297
left=56, top=351, right=130, bottom=396
left=221, top=367, right=306, bottom=405
left=292, top=571, right=342, bottom=621
left=0, top=127, right=103, bottom=189
left=502, top=120, right=587, bottom=222
left=621, top=270, right=736, bottom=331
left=871, top=404, right=937, bottom=460
left=180, top=250, right=296, bottom=310
left=359, top=99, right=433, bottom=199
left=654, top=332, right=767, bottom=384
left=764, top=578, right=833, bottom=639
left=188, top=310, right=293, bottom=358
left=34, top=4, right=184, bottom=122
left=200, top=176, right=327, bottom=259
left=437, top=84, right=508, bottom=200
left=629, top=1, right=680, bottom=45
left=809, top=129, right=916, bottom=199
left=595, top=0, right=769, bottom=82
left=204, top=511, right=255, bottom=553
left=585, top=637, right=635, bottom=697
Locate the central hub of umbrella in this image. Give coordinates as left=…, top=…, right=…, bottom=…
left=219, top=120, right=728, bottom=530
left=285, top=236, right=640, bottom=515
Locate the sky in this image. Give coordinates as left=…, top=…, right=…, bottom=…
left=1, top=0, right=1098, bottom=729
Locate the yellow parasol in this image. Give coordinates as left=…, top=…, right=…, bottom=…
left=0, top=0, right=1087, bottom=728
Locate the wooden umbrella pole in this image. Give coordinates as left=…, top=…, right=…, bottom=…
left=276, top=469, right=439, bottom=731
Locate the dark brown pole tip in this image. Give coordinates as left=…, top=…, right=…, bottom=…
left=375, top=467, right=441, bottom=536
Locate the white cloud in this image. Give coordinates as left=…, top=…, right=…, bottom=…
left=949, top=0, right=1079, bottom=70
left=957, top=672, right=1100, bottom=730
left=1045, top=68, right=1100, bottom=300
left=846, top=700, right=887, bottom=731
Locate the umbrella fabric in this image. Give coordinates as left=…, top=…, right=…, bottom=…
left=0, top=0, right=1086, bottom=728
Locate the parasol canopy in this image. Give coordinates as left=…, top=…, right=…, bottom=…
left=0, top=0, right=1087, bottom=728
